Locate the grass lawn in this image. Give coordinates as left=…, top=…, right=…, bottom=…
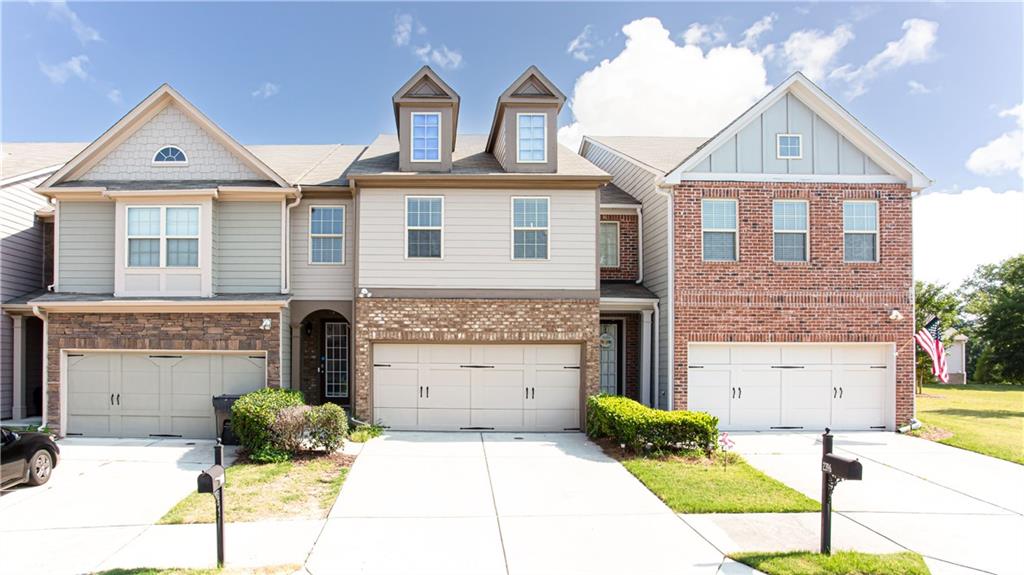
left=159, top=455, right=350, bottom=524
left=731, top=551, right=929, bottom=575
left=618, top=450, right=819, bottom=513
left=93, top=566, right=298, bottom=575
left=913, top=383, right=1023, bottom=464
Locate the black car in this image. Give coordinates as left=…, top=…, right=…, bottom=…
left=1, top=427, right=59, bottom=489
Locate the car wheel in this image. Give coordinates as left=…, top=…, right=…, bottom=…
left=27, top=449, right=54, bottom=486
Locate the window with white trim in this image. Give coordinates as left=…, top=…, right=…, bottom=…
left=843, top=201, right=878, bottom=262
left=127, top=206, right=199, bottom=268
left=517, top=113, right=547, bottom=163
left=309, top=206, right=344, bottom=264
left=153, top=146, right=187, bottom=164
left=411, top=113, right=440, bottom=162
left=512, top=197, right=549, bottom=259
left=599, top=221, right=620, bottom=268
left=701, top=199, right=737, bottom=261
left=776, top=134, right=802, bottom=159
left=773, top=200, right=808, bottom=262
left=406, top=196, right=443, bottom=258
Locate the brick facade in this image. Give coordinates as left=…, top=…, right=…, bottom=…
left=600, top=214, right=639, bottom=281
left=672, top=182, right=915, bottom=426
left=352, top=298, right=600, bottom=421
left=297, top=309, right=349, bottom=406
left=45, top=312, right=281, bottom=435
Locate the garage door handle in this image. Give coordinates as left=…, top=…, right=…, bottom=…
left=116, top=394, right=120, bottom=405
left=531, top=387, right=535, bottom=399
left=839, top=387, right=843, bottom=399
left=419, top=386, right=423, bottom=398
left=833, top=387, right=838, bottom=399
left=110, top=393, right=114, bottom=405
left=737, top=387, right=742, bottom=399
left=426, top=386, right=430, bottom=398
left=731, top=387, right=735, bottom=399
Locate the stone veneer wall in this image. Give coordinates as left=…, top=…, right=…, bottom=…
left=45, top=312, right=280, bottom=435
left=353, top=298, right=600, bottom=421
left=672, top=181, right=915, bottom=426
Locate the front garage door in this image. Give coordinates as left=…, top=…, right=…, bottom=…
left=373, top=344, right=581, bottom=431
left=67, top=352, right=266, bottom=438
left=687, top=344, right=891, bottom=431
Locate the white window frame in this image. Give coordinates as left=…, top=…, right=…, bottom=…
left=308, top=205, right=345, bottom=265
left=776, top=133, right=803, bottom=160
left=511, top=196, right=551, bottom=261
left=410, top=112, right=442, bottom=163
left=151, top=145, right=188, bottom=166
left=843, top=200, right=880, bottom=263
left=772, top=199, right=810, bottom=263
left=599, top=221, right=621, bottom=268
left=516, top=112, right=547, bottom=164
left=701, top=198, right=738, bottom=262
left=404, top=195, right=444, bottom=259
left=125, top=205, right=201, bottom=269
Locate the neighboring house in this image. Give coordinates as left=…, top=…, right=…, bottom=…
left=945, top=333, right=968, bottom=385
left=582, top=72, right=929, bottom=431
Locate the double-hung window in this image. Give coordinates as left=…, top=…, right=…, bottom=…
left=599, top=221, right=620, bottom=268
left=517, top=113, right=547, bottom=163
left=127, top=206, right=199, bottom=268
left=310, top=206, right=345, bottom=264
left=411, top=112, right=440, bottom=162
left=406, top=196, right=443, bottom=258
left=773, top=200, right=809, bottom=262
left=512, top=197, right=549, bottom=259
left=843, top=201, right=878, bottom=262
left=701, top=199, right=738, bottom=261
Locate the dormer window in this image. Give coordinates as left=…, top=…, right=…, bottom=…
left=776, top=134, right=802, bottom=160
left=411, top=113, right=441, bottom=162
left=517, top=113, right=547, bottom=163
left=153, top=146, right=187, bottom=164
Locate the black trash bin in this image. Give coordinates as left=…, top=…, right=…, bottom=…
left=212, top=394, right=242, bottom=445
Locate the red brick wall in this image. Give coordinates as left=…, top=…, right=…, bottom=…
left=624, top=314, right=640, bottom=401
left=672, top=182, right=915, bottom=426
left=600, top=214, right=639, bottom=281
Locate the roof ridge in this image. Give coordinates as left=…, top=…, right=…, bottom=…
left=294, top=143, right=343, bottom=184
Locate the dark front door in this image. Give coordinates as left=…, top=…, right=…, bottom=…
left=322, top=321, right=350, bottom=404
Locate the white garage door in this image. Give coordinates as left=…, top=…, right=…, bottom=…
left=373, top=344, right=581, bottom=431
left=687, top=344, right=891, bottom=431
left=67, top=352, right=266, bottom=438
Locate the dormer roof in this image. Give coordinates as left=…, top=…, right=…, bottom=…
left=486, top=66, right=566, bottom=152
left=392, top=66, right=460, bottom=152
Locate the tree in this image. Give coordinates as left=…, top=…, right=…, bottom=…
left=914, top=281, right=960, bottom=392
left=970, top=255, right=1024, bottom=384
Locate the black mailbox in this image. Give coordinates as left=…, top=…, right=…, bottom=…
left=198, top=464, right=225, bottom=494
left=822, top=453, right=863, bottom=481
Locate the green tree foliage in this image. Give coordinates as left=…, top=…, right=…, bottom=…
left=914, top=281, right=961, bottom=390
left=964, top=255, right=1024, bottom=384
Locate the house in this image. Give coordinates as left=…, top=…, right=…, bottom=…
left=0, top=69, right=927, bottom=438
left=582, top=72, right=929, bottom=431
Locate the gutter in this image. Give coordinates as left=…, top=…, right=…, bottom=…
left=31, top=306, right=49, bottom=432
left=282, top=185, right=303, bottom=294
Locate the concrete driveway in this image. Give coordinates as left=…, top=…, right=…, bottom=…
left=306, top=432, right=725, bottom=575
left=0, top=437, right=233, bottom=574
left=731, top=431, right=1024, bottom=575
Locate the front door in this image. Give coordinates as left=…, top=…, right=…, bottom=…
left=322, top=321, right=350, bottom=404
left=599, top=321, right=622, bottom=395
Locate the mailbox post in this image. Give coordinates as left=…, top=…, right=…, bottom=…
left=820, top=428, right=863, bottom=555
left=197, top=440, right=226, bottom=567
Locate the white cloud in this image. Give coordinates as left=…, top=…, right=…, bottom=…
left=557, top=17, right=770, bottom=151
left=966, top=103, right=1024, bottom=179
left=907, top=80, right=931, bottom=95
left=914, top=187, right=1024, bottom=286
left=395, top=15, right=460, bottom=69
left=47, top=0, right=101, bottom=44
left=106, top=88, right=123, bottom=104
left=567, top=25, right=595, bottom=62
left=830, top=19, right=938, bottom=99
left=251, top=82, right=280, bottom=99
left=414, top=44, right=462, bottom=70
left=740, top=13, right=776, bottom=49
left=682, top=22, right=727, bottom=47
left=781, top=24, right=854, bottom=82
left=393, top=13, right=423, bottom=47
left=39, top=55, right=89, bottom=84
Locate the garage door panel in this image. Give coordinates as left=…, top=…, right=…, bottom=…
left=471, top=409, right=524, bottom=430
left=832, top=366, right=887, bottom=429
left=481, top=345, right=526, bottom=365
left=730, top=346, right=781, bottom=364
left=373, top=367, right=419, bottom=408
left=526, top=409, right=580, bottom=431
left=780, top=368, right=832, bottom=429
left=417, top=409, right=472, bottom=430
left=535, top=368, right=578, bottom=388
left=171, top=417, right=214, bottom=439
left=222, top=356, right=265, bottom=395
left=425, top=345, right=473, bottom=364
left=67, top=415, right=115, bottom=437
left=473, top=370, right=524, bottom=409
left=688, top=345, right=731, bottom=365
left=121, top=416, right=162, bottom=438
left=832, top=346, right=888, bottom=365
left=688, top=368, right=731, bottom=425
left=780, top=346, right=831, bottom=365
left=374, top=344, right=421, bottom=364
left=374, top=407, right=417, bottom=429
left=535, top=345, right=580, bottom=365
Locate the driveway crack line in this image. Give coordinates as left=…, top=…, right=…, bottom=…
left=479, top=433, right=511, bottom=575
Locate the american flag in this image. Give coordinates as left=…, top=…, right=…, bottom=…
left=914, top=316, right=949, bottom=384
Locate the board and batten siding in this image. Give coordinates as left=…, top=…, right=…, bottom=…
left=357, top=188, right=597, bottom=291
left=58, top=201, right=116, bottom=294
left=691, top=92, right=889, bottom=176
left=1, top=173, right=51, bottom=418
left=289, top=198, right=354, bottom=300
left=582, top=140, right=671, bottom=409
left=215, top=201, right=281, bottom=294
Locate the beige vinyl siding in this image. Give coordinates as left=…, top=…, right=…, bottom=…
left=216, top=201, right=281, bottom=293
left=58, top=201, right=115, bottom=293
left=211, top=200, right=219, bottom=289
left=582, top=140, right=671, bottom=409
left=493, top=120, right=509, bottom=170
left=357, top=188, right=596, bottom=290
left=289, top=198, right=353, bottom=300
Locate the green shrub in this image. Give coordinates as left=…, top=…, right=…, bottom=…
left=306, top=403, right=348, bottom=453
left=231, top=388, right=304, bottom=462
left=587, top=395, right=718, bottom=453
left=272, top=405, right=312, bottom=453
left=349, top=423, right=384, bottom=443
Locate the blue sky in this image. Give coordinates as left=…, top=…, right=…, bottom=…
left=3, top=2, right=1022, bottom=285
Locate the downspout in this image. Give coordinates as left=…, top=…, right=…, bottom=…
left=282, top=185, right=303, bottom=294
left=31, top=306, right=48, bottom=432
left=634, top=205, right=644, bottom=284
left=652, top=300, right=660, bottom=409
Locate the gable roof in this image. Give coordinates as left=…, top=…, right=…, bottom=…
left=486, top=66, right=566, bottom=153
left=1, top=142, right=88, bottom=185
left=392, top=66, right=461, bottom=151
left=38, top=84, right=290, bottom=189
left=584, top=136, right=709, bottom=174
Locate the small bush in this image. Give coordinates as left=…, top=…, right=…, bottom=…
left=272, top=405, right=312, bottom=453
left=306, top=403, right=348, bottom=453
left=587, top=395, right=718, bottom=453
left=349, top=423, right=384, bottom=443
left=231, top=388, right=304, bottom=462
